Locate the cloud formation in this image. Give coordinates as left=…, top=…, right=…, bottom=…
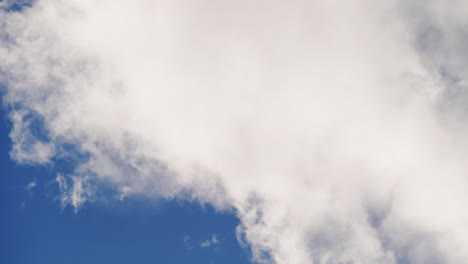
left=200, top=234, right=220, bottom=248
left=2, top=0, right=468, bottom=263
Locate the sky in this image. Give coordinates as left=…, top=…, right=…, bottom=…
left=3, top=0, right=468, bottom=264
left=0, top=103, right=252, bottom=264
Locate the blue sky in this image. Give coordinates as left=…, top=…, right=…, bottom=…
left=0, top=104, right=252, bottom=264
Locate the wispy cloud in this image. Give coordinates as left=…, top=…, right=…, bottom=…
left=55, top=174, right=91, bottom=212
left=20, top=180, right=37, bottom=208
left=200, top=234, right=220, bottom=249
left=25, top=181, right=36, bottom=191
left=182, top=235, right=193, bottom=250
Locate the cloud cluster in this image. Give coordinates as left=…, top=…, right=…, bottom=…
left=200, top=234, right=220, bottom=248
left=2, top=0, right=468, bottom=263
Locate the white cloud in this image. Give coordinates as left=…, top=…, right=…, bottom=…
left=21, top=180, right=37, bottom=207
left=55, top=173, right=92, bottom=211
left=8, top=110, right=55, bottom=164
left=2, top=0, right=468, bottom=263
left=25, top=180, right=36, bottom=191
left=183, top=235, right=195, bottom=250
left=200, top=234, right=220, bottom=248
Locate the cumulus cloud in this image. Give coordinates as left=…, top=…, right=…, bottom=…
left=2, top=0, right=468, bottom=263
